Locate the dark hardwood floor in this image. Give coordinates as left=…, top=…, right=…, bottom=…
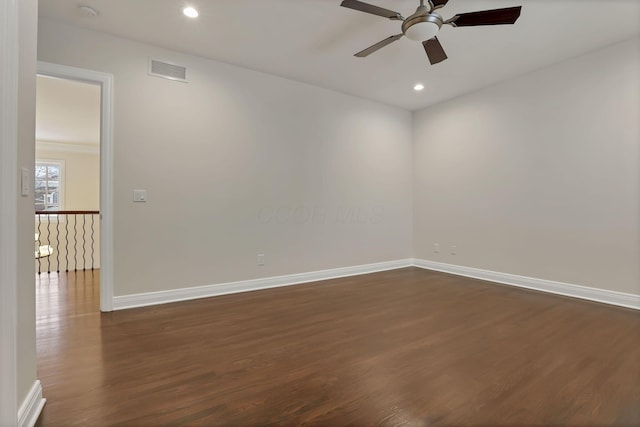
left=35, top=267, right=640, bottom=426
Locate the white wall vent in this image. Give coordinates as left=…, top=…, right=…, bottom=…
left=148, top=58, right=187, bottom=82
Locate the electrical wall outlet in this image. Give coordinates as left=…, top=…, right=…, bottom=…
left=433, top=243, right=440, bottom=253
left=450, top=245, right=457, bottom=255
left=257, top=254, right=265, bottom=266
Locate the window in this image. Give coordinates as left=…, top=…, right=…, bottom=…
left=35, top=160, right=64, bottom=212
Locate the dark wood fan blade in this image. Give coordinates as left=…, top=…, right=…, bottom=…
left=449, top=6, right=522, bottom=27
left=430, top=0, right=449, bottom=10
left=422, top=37, right=447, bottom=65
left=355, top=34, right=403, bottom=57
left=341, top=0, right=402, bottom=20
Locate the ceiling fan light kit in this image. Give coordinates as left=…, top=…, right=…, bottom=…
left=403, top=11, right=442, bottom=42
left=341, top=0, right=522, bottom=65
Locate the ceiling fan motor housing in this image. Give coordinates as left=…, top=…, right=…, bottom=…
left=402, top=11, right=443, bottom=41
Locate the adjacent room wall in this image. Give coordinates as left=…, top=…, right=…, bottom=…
left=413, top=37, right=640, bottom=295
left=37, top=19, right=413, bottom=297
left=35, top=144, right=100, bottom=210
left=35, top=144, right=101, bottom=271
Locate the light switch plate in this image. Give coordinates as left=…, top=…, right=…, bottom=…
left=133, top=189, right=147, bottom=202
left=21, top=168, right=30, bottom=197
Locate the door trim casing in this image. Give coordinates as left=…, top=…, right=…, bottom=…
left=0, top=0, right=20, bottom=423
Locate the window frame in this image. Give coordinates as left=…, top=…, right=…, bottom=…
left=34, top=159, right=65, bottom=221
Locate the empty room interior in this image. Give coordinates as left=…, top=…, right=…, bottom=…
left=3, top=0, right=640, bottom=426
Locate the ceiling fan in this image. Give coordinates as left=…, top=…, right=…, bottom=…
left=341, top=0, right=522, bottom=65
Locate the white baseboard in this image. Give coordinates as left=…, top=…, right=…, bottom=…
left=413, top=259, right=640, bottom=310
left=113, top=259, right=413, bottom=310
left=112, top=257, right=639, bottom=312
left=17, top=380, right=45, bottom=427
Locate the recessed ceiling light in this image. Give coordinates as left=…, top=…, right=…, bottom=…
left=183, top=6, right=199, bottom=18
left=414, top=83, right=425, bottom=92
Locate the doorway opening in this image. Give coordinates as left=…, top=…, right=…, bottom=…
left=35, top=74, right=101, bottom=315
left=36, top=62, right=114, bottom=312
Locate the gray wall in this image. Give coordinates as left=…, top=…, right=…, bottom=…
left=413, top=37, right=640, bottom=294
left=38, top=19, right=414, bottom=297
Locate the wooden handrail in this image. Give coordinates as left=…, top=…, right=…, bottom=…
left=36, top=210, right=100, bottom=215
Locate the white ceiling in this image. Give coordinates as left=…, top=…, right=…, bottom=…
left=39, top=0, right=640, bottom=111
left=36, top=75, right=101, bottom=145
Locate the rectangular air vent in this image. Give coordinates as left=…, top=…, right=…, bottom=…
left=148, top=58, right=187, bottom=82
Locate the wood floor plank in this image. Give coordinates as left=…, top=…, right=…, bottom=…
left=35, top=268, right=640, bottom=426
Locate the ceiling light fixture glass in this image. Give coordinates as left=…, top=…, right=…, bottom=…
left=183, top=6, right=199, bottom=18
left=404, top=20, right=440, bottom=42
left=401, top=6, right=443, bottom=42
left=414, top=83, right=425, bottom=91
